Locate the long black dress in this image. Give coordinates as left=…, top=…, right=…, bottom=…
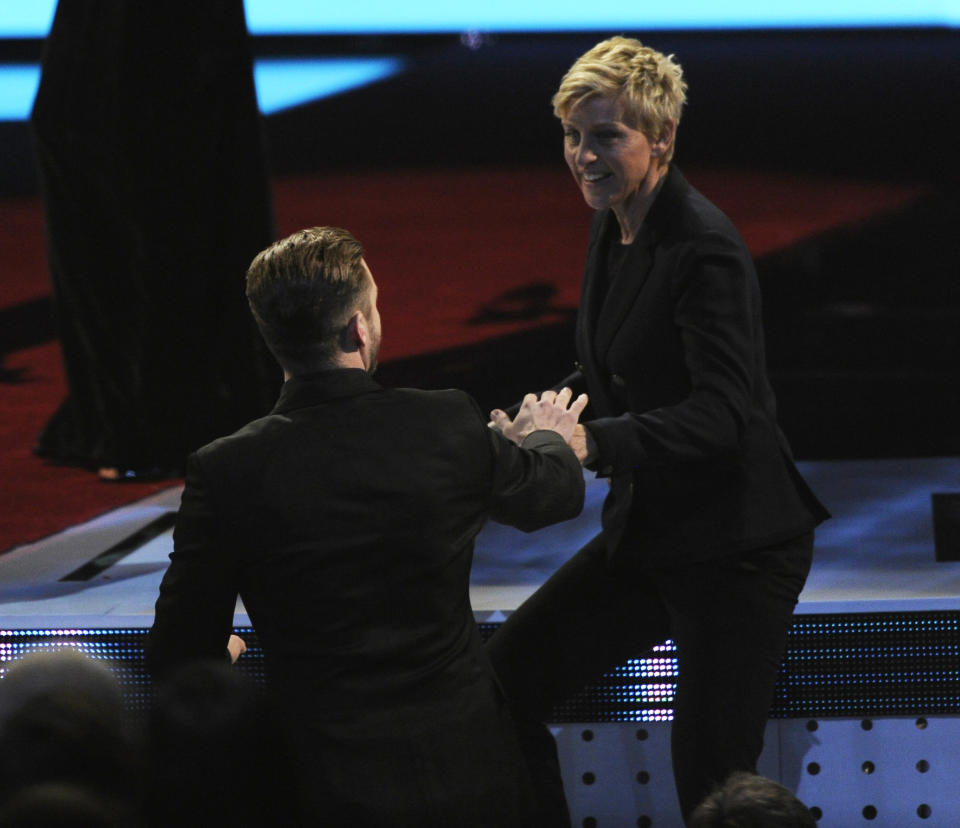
left=31, top=1, right=278, bottom=474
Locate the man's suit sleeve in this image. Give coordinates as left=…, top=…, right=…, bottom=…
left=145, top=452, right=240, bottom=678
left=486, top=426, right=585, bottom=533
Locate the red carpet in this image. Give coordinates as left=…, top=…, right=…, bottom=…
left=0, top=341, right=175, bottom=552
left=0, top=165, right=925, bottom=553
left=2, top=197, right=50, bottom=307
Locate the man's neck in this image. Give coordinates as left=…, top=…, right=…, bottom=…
left=283, top=352, right=365, bottom=382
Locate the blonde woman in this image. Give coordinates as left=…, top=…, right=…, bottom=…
left=488, top=37, right=829, bottom=824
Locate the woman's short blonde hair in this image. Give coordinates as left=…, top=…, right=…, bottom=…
left=552, top=36, right=688, bottom=162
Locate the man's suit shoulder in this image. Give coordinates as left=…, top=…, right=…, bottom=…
left=194, top=386, right=484, bottom=464
left=355, top=386, right=485, bottom=429
left=388, top=386, right=476, bottom=407
left=194, top=411, right=289, bottom=459
left=378, top=387, right=491, bottom=447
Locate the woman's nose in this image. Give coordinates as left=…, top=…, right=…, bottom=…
left=574, top=141, right=597, bottom=166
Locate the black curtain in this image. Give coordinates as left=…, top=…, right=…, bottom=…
left=31, top=0, right=279, bottom=473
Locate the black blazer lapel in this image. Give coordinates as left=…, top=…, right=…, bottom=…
left=593, top=228, right=654, bottom=360
left=589, top=166, right=681, bottom=363
left=576, top=212, right=613, bottom=410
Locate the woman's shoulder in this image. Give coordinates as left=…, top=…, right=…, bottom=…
left=657, top=167, right=742, bottom=245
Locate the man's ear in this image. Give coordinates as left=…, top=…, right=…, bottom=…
left=651, top=119, right=676, bottom=158
left=344, top=310, right=368, bottom=351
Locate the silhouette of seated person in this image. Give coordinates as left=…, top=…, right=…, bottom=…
left=0, top=650, right=140, bottom=826
left=688, top=771, right=816, bottom=828
left=145, top=660, right=298, bottom=827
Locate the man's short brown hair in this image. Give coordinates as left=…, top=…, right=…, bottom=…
left=245, top=226, right=370, bottom=371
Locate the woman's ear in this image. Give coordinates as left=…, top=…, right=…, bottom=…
left=651, top=119, right=676, bottom=158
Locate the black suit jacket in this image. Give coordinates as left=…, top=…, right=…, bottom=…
left=147, top=368, right=584, bottom=826
left=576, top=166, right=828, bottom=568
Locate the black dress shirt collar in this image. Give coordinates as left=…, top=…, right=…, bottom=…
left=272, top=368, right=382, bottom=414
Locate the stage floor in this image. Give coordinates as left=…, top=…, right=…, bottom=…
left=1, top=457, right=958, bottom=630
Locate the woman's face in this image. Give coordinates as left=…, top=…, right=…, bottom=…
left=561, top=95, right=664, bottom=217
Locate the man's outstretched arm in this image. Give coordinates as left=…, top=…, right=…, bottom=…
left=487, top=389, right=589, bottom=532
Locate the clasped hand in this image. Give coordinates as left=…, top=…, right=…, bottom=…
left=490, top=387, right=588, bottom=447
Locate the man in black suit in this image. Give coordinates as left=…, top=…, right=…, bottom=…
left=147, top=226, right=588, bottom=826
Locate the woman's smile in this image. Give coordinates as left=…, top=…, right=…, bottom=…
left=561, top=95, right=669, bottom=241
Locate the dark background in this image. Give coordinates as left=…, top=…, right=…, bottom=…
left=2, top=28, right=958, bottom=458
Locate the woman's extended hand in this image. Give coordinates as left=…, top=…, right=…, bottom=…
left=490, top=387, right=588, bottom=446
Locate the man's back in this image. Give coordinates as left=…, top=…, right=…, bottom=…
left=148, top=368, right=584, bottom=826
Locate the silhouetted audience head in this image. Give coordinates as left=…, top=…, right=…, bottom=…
left=688, top=772, right=816, bottom=828
left=0, top=650, right=141, bottom=825
left=146, top=660, right=300, bottom=827
left=0, top=783, right=130, bottom=828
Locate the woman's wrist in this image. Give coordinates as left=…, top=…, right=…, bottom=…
left=571, top=424, right=598, bottom=465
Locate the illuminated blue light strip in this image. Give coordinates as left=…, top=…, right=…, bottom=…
left=244, top=0, right=960, bottom=33
left=2, top=0, right=958, bottom=37
left=253, top=57, right=405, bottom=115
left=7, top=613, right=960, bottom=722
left=0, top=57, right=405, bottom=122
left=0, top=63, right=40, bottom=122
left=0, top=1, right=58, bottom=37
